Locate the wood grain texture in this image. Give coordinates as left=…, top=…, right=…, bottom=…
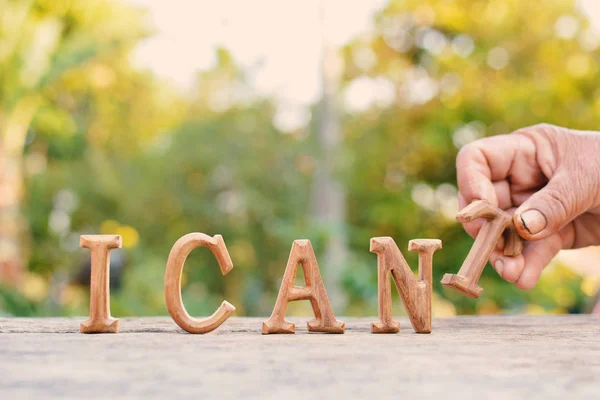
left=442, top=200, right=523, bottom=298
left=164, top=233, right=235, bottom=334
left=370, top=237, right=441, bottom=333
left=262, top=240, right=345, bottom=334
left=1, top=316, right=598, bottom=399
left=79, top=234, right=122, bottom=334
left=503, top=223, right=524, bottom=256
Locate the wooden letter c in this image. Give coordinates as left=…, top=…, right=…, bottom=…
left=165, top=233, right=235, bottom=333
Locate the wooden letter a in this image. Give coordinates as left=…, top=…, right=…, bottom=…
left=262, top=240, right=345, bottom=334
left=371, top=237, right=441, bottom=334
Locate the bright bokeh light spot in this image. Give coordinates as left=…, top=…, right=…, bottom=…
left=525, top=304, right=548, bottom=315
left=60, top=285, right=86, bottom=307
left=100, top=219, right=120, bottom=235
left=452, top=121, right=485, bottom=148
left=411, top=182, right=458, bottom=220
left=380, top=13, right=414, bottom=52
left=116, top=225, right=140, bottom=248
left=484, top=2, right=509, bottom=23
left=217, top=190, right=245, bottom=215
left=440, top=72, right=462, bottom=96
left=555, top=15, right=580, bottom=39
left=101, top=220, right=139, bottom=247
left=89, top=64, right=116, bottom=89
left=53, top=189, right=78, bottom=213
left=273, top=105, right=311, bottom=133
left=399, top=67, right=438, bottom=105
left=48, top=210, right=70, bottom=236
left=413, top=5, right=435, bottom=26
left=436, top=183, right=458, bottom=220
left=487, top=47, right=509, bottom=70
left=417, top=28, right=447, bottom=55
left=22, top=272, right=48, bottom=302
left=411, top=182, right=436, bottom=211
left=344, top=76, right=396, bottom=112
left=452, top=34, right=474, bottom=58
left=352, top=46, right=377, bottom=71
left=566, top=53, right=592, bottom=78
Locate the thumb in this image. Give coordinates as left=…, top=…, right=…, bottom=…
left=513, top=175, right=584, bottom=240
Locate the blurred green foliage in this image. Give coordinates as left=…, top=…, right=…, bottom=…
left=1, top=0, right=599, bottom=317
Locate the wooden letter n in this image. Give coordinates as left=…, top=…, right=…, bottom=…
left=371, top=237, right=442, bottom=334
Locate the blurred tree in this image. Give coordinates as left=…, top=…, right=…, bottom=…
left=3, top=0, right=599, bottom=318
left=0, top=0, right=152, bottom=283
left=312, top=41, right=348, bottom=309
left=22, top=47, right=313, bottom=317
left=339, top=0, right=597, bottom=314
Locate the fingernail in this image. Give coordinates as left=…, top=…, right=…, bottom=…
left=520, top=209, right=547, bottom=235
left=494, top=259, right=504, bottom=275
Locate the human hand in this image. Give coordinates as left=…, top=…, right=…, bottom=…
left=456, top=124, right=600, bottom=289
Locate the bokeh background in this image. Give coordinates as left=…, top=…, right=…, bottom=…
left=1, top=0, right=600, bottom=318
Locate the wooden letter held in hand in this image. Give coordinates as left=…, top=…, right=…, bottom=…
left=441, top=200, right=523, bottom=298
left=371, top=237, right=442, bottom=334
left=262, top=240, right=345, bottom=334
left=165, top=233, right=235, bottom=334
left=80, top=235, right=122, bottom=334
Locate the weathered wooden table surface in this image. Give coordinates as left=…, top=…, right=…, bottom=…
left=1, top=315, right=599, bottom=399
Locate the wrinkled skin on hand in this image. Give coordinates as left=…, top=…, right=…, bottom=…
left=456, top=124, right=600, bottom=289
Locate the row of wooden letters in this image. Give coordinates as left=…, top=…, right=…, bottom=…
left=78, top=200, right=522, bottom=335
